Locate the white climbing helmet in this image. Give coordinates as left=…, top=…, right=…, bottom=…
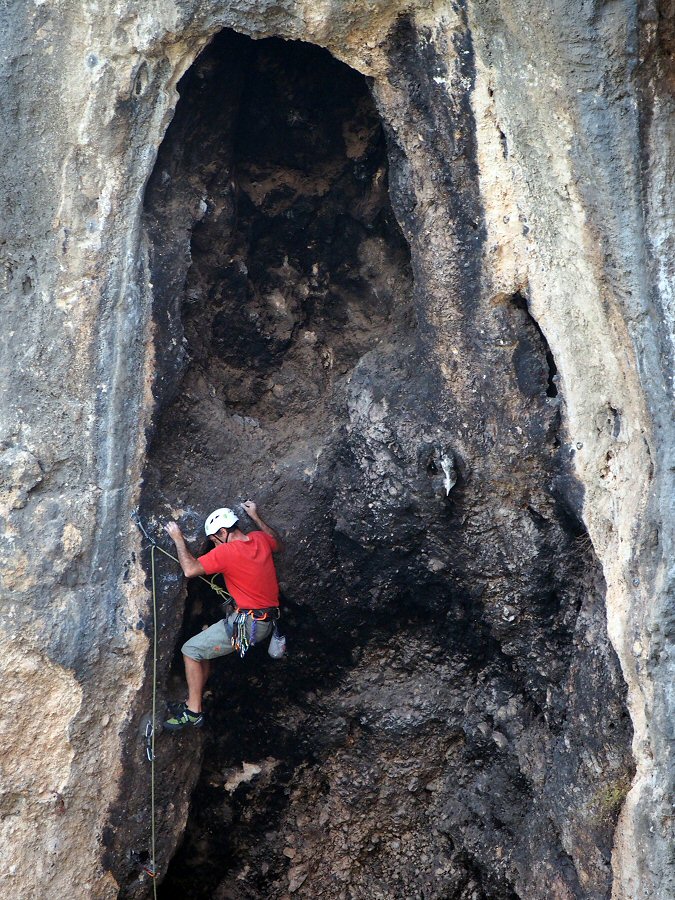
left=204, top=507, right=238, bottom=536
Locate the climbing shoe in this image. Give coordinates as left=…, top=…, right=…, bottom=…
left=163, top=705, right=204, bottom=731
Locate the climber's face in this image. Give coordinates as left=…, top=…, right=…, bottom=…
left=210, top=528, right=228, bottom=546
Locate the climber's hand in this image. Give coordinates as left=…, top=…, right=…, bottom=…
left=242, top=500, right=258, bottom=519
left=164, top=521, right=183, bottom=542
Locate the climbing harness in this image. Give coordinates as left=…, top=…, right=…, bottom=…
left=231, top=607, right=281, bottom=658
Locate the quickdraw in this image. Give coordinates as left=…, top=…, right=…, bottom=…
left=148, top=544, right=159, bottom=895
left=144, top=720, right=155, bottom=763
left=232, top=612, right=251, bottom=657
left=231, top=608, right=274, bottom=658
left=142, top=862, right=159, bottom=880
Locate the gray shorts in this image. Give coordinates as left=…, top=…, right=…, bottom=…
left=182, top=611, right=273, bottom=661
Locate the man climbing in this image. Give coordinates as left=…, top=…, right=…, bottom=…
left=162, top=499, right=281, bottom=731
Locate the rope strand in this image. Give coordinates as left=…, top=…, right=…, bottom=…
left=150, top=545, right=158, bottom=900
left=151, top=542, right=233, bottom=603
left=138, top=515, right=232, bottom=894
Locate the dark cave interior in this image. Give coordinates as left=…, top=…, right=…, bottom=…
left=125, top=28, right=635, bottom=900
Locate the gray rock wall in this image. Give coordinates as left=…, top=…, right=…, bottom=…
left=0, top=2, right=671, bottom=898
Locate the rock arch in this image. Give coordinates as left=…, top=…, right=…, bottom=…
left=0, top=3, right=671, bottom=899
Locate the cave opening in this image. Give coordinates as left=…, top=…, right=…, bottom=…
left=133, top=26, right=634, bottom=900
left=144, top=27, right=418, bottom=540
left=141, top=28, right=442, bottom=898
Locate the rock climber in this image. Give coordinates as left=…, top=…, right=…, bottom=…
left=162, top=500, right=282, bottom=731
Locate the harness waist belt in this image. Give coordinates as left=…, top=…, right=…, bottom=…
left=234, top=606, right=280, bottom=620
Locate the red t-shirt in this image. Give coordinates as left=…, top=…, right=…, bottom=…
left=198, top=530, right=279, bottom=610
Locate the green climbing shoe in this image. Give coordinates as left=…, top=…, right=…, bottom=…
left=163, top=705, right=204, bottom=731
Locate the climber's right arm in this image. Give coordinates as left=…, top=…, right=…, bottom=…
left=164, top=522, right=206, bottom=578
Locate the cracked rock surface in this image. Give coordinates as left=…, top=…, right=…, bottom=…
left=0, top=3, right=672, bottom=900
left=117, top=32, right=632, bottom=900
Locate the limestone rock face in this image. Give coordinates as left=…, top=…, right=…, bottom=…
left=0, top=3, right=672, bottom=900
